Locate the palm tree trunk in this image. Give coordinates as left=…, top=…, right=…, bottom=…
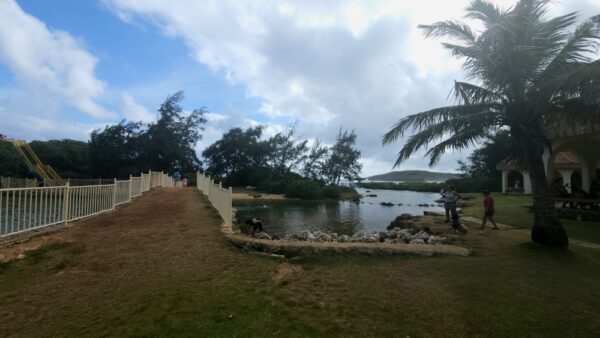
left=526, top=146, right=569, bottom=248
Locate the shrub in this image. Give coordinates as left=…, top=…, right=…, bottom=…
left=284, top=180, right=324, bottom=200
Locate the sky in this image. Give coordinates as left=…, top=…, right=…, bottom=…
left=1, top=0, right=599, bottom=176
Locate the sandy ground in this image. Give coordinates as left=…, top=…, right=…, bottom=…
left=232, top=192, right=286, bottom=200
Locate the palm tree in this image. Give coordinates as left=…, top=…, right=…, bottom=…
left=383, top=0, right=600, bottom=247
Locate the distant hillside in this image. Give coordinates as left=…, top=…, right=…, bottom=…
left=367, top=170, right=459, bottom=182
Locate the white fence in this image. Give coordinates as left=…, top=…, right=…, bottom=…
left=196, top=172, right=233, bottom=229
left=0, top=170, right=175, bottom=239
left=0, top=177, right=37, bottom=189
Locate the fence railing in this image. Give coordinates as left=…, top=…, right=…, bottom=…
left=0, top=177, right=37, bottom=189
left=0, top=170, right=175, bottom=239
left=196, top=172, right=233, bottom=229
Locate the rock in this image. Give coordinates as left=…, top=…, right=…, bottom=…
left=351, top=199, right=360, bottom=204
left=409, top=239, right=425, bottom=245
left=387, top=214, right=415, bottom=230
left=412, top=231, right=430, bottom=241
left=286, top=230, right=316, bottom=241
left=366, top=190, right=371, bottom=193
left=366, top=194, right=378, bottom=197
left=313, top=231, right=333, bottom=242
left=337, top=234, right=352, bottom=243
left=246, top=186, right=257, bottom=190
left=378, top=231, right=388, bottom=242
left=254, top=232, right=272, bottom=240
left=380, top=202, right=394, bottom=206
left=427, top=236, right=448, bottom=245
left=397, top=203, right=403, bottom=206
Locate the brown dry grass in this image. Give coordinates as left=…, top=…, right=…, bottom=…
left=0, top=188, right=599, bottom=337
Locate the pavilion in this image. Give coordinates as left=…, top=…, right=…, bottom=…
left=497, top=121, right=600, bottom=194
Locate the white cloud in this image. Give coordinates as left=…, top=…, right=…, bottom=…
left=0, top=0, right=114, bottom=119
left=102, top=0, right=600, bottom=174
left=121, top=92, right=154, bottom=122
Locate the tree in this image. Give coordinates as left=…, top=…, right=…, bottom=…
left=267, top=122, right=308, bottom=177
left=89, top=91, right=207, bottom=178
left=144, top=91, right=207, bottom=173
left=31, top=140, right=91, bottom=178
left=302, top=139, right=329, bottom=180
left=383, top=0, right=600, bottom=247
left=0, top=141, right=29, bottom=177
left=457, top=130, right=512, bottom=178
left=201, top=127, right=271, bottom=186
left=324, top=129, right=362, bottom=185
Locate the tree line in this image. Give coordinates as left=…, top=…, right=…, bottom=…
left=201, top=124, right=363, bottom=191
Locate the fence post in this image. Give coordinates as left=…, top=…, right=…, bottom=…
left=229, top=186, right=233, bottom=231
left=112, top=178, right=117, bottom=210
left=63, top=181, right=70, bottom=224
left=128, top=175, right=133, bottom=202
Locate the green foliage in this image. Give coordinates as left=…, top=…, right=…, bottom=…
left=30, top=139, right=91, bottom=178
left=323, top=129, right=362, bottom=185
left=457, top=130, right=511, bottom=180
left=0, top=141, right=29, bottom=177
left=284, top=180, right=324, bottom=200
left=90, top=91, right=206, bottom=178
left=359, top=177, right=500, bottom=193
left=382, top=0, right=600, bottom=246
left=359, top=181, right=444, bottom=192
left=202, top=125, right=363, bottom=194
left=202, top=127, right=270, bottom=186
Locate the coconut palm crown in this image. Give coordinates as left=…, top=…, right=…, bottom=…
left=383, top=0, right=600, bottom=247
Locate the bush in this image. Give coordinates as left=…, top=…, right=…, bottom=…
left=284, top=180, right=324, bottom=200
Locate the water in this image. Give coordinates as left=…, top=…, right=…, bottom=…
left=234, top=187, right=445, bottom=237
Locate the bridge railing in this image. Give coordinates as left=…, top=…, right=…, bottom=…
left=196, top=172, right=233, bottom=229
left=0, top=170, right=175, bottom=239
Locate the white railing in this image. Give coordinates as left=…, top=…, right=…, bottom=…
left=0, top=170, right=175, bottom=239
left=196, top=172, right=233, bottom=229
left=115, top=180, right=131, bottom=205
left=0, top=177, right=37, bottom=189
left=130, top=176, right=142, bottom=198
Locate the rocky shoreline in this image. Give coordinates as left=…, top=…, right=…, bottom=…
left=249, top=214, right=450, bottom=245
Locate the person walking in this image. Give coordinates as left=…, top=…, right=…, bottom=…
left=480, top=190, right=499, bottom=230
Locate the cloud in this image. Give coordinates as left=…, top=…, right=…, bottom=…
left=0, top=0, right=114, bottom=119
left=121, top=92, right=155, bottom=122
left=103, top=0, right=600, bottom=175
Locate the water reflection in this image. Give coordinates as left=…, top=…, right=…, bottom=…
left=234, top=188, right=445, bottom=237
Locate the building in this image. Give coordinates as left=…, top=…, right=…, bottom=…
left=497, top=121, right=600, bottom=194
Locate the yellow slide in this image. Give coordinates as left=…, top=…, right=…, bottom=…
left=11, top=140, right=62, bottom=180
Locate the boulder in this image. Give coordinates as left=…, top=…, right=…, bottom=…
left=254, top=232, right=272, bottom=240
left=427, top=236, right=448, bottom=245
left=409, top=239, right=425, bottom=245
left=313, top=231, right=333, bottom=242
left=380, top=202, right=395, bottom=206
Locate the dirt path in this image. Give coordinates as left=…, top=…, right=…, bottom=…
left=1, top=188, right=599, bottom=337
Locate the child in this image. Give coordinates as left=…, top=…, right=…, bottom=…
left=481, top=190, right=499, bottom=230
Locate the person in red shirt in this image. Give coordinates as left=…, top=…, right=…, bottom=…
left=481, top=190, right=499, bottom=230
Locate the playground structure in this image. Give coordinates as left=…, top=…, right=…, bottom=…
left=10, top=140, right=64, bottom=184
left=0, top=171, right=174, bottom=239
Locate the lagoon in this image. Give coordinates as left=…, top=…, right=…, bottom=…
left=234, top=187, right=445, bottom=237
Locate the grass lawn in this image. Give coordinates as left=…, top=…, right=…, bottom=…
left=1, top=189, right=599, bottom=337
left=461, top=193, right=600, bottom=244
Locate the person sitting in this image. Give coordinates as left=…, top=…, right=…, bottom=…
left=244, top=218, right=264, bottom=235
left=550, top=178, right=573, bottom=208
left=589, top=180, right=600, bottom=199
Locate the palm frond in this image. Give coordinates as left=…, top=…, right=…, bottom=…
left=390, top=111, right=498, bottom=167
left=419, top=20, right=477, bottom=43
left=464, top=0, right=504, bottom=26
left=453, top=81, right=504, bottom=105
left=382, top=103, right=500, bottom=145
left=540, top=14, right=600, bottom=84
